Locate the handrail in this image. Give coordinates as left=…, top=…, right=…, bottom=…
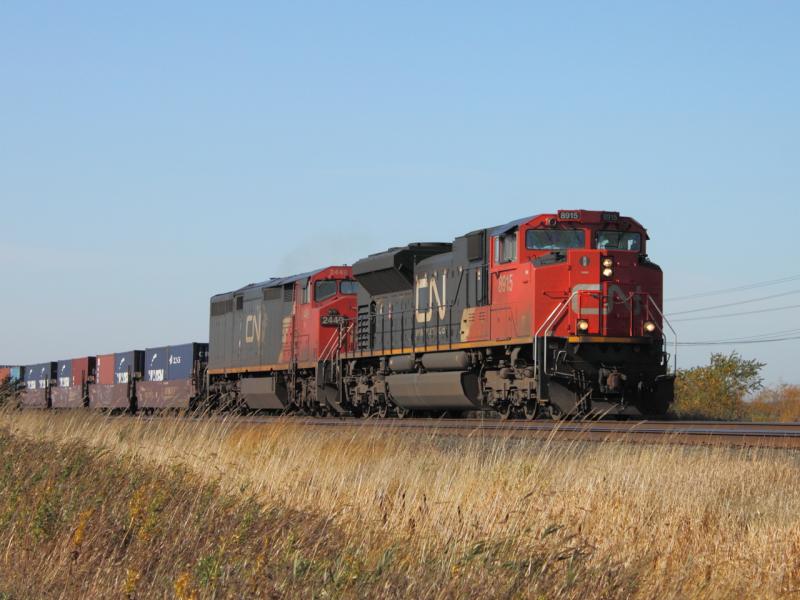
left=533, top=290, right=580, bottom=379
left=319, top=320, right=354, bottom=363
left=532, top=290, right=677, bottom=380
left=648, top=296, right=678, bottom=374
left=541, top=291, right=582, bottom=376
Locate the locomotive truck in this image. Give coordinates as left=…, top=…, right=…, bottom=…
left=207, top=210, right=675, bottom=418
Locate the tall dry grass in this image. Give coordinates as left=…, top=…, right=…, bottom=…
left=2, top=408, right=800, bottom=598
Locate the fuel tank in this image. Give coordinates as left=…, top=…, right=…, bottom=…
left=386, top=371, right=481, bottom=410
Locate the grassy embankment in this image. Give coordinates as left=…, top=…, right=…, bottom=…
left=2, top=409, right=800, bottom=598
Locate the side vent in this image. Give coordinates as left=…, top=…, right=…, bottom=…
left=356, top=304, right=372, bottom=352
left=211, top=299, right=233, bottom=316
left=467, top=231, right=485, bottom=262
left=263, top=287, right=282, bottom=301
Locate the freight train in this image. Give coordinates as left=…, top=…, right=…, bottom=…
left=1, top=210, right=675, bottom=419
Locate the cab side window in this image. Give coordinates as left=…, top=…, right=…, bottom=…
left=494, top=232, right=517, bottom=264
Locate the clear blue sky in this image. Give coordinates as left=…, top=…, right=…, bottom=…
left=1, top=2, right=798, bottom=383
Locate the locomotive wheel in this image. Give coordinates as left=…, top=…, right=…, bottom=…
left=395, top=406, right=409, bottom=419
left=499, top=403, right=514, bottom=420
left=549, top=405, right=563, bottom=421
left=523, top=402, right=538, bottom=420
left=361, top=391, right=377, bottom=418
left=376, top=401, right=389, bottom=419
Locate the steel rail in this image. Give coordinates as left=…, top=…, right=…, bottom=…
left=148, top=414, right=800, bottom=448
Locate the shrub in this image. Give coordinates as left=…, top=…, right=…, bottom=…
left=672, top=351, right=765, bottom=420
left=748, top=384, right=800, bottom=422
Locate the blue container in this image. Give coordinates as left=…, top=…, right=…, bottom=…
left=57, top=360, right=73, bottom=387
left=23, top=365, right=36, bottom=384
left=25, top=363, right=55, bottom=389
left=166, top=343, right=207, bottom=381
left=144, top=347, right=168, bottom=382
left=115, top=350, right=144, bottom=384
left=9, top=367, right=21, bottom=381
left=166, top=344, right=191, bottom=381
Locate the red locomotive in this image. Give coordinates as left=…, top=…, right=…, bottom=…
left=207, top=266, right=359, bottom=412
left=207, top=209, right=674, bottom=418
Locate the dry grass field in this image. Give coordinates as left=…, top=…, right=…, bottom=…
left=1, top=409, right=800, bottom=598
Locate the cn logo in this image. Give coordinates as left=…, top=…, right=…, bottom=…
left=571, top=284, right=642, bottom=315
left=416, top=272, right=447, bottom=323
left=245, top=311, right=262, bottom=343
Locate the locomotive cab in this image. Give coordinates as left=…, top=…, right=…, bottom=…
left=505, top=210, right=673, bottom=417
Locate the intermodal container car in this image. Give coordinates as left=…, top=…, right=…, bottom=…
left=138, top=343, right=208, bottom=410
left=21, top=362, right=56, bottom=408
left=90, top=351, right=141, bottom=410
left=52, top=357, right=95, bottom=408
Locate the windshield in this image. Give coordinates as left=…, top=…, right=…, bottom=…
left=314, top=280, right=338, bottom=302
left=340, top=280, right=358, bottom=295
left=526, top=229, right=585, bottom=250
left=597, top=231, right=641, bottom=252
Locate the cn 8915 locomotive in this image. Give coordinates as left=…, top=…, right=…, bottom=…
left=207, top=210, right=674, bottom=419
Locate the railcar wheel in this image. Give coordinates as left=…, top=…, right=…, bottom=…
left=395, top=406, right=409, bottom=419
left=549, top=405, right=563, bottom=421
left=499, top=403, right=514, bottom=420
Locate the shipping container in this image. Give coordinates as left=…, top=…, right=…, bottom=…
left=144, top=346, right=168, bottom=382
left=0, top=367, right=10, bottom=383
left=24, top=362, right=56, bottom=389
left=71, top=357, right=95, bottom=387
left=115, top=351, right=144, bottom=384
left=57, top=360, right=73, bottom=388
left=166, top=343, right=208, bottom=381
left=96, top=353, right=115, bottom=386
left=9, top=367, right=21, bottom=381
left=54, top=357, right=95, bottom=389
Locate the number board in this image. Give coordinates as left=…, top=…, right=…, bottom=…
left=321, top=311, right=346, bottom=327
left=558, top=210, right=581, bottom=221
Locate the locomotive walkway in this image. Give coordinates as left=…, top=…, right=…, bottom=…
left=233, top=416, right=800, bottom=449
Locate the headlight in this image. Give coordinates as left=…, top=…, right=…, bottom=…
left=602, top=267, right=614, bottom=278
left=602, top=257, right=614, bottom=268
left=644, top=321, right=656, bottom=333
left=577, top=319, right=590, bottom=332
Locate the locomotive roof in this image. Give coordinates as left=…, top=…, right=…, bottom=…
left=484, top=216, right=534, bottom=237
left=478, top=212, right=645, bottom=238
left=253, top=268, right=326, bottom=290
left=211, top=268, right=326, bottom=300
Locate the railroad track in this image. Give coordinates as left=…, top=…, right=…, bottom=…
left=221, top=415, right=800, bottom=448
